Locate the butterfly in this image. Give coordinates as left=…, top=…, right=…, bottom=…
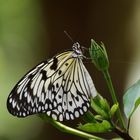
left=7, top=42, right=97, bottom=121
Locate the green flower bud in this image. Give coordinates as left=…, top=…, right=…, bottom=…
left=89, top=39, right=109, bottom=71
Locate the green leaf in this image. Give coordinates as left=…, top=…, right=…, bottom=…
left=83, top=111, right=96, bottom=123
left=123, top=79, right=140, bottom=118
left=94, top=115, right=104, bottom=121
left=78, top=120, right=113, bottom=133
left=91, top=99, right=108, bottom=118
left=91, top=96, right=110, bottom=119
left=110, top=103, right=119, bottom=117
left=99, top=97, right=110, bottom=113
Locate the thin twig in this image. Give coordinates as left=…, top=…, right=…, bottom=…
left=39, top=115, right=105, bottom=140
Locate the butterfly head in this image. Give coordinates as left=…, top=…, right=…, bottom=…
left=72, top=42, right=83, bottom=58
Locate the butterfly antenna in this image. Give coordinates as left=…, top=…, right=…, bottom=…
left=64, top=31, right=74, bottom=43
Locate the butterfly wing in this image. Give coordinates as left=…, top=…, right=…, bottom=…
left=50, top=58, right=97, bottom=121
left=7, top=50, right=96, bottom=121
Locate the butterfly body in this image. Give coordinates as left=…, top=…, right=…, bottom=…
left=7, top=42, right=97, bottom=121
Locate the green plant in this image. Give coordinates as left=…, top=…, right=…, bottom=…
left=39, top=39, right=139, bottom=140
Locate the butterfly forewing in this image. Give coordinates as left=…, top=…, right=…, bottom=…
left=7, top=43, right=97, bottom=121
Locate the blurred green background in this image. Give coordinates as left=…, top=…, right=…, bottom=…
left=0, top=0, right=140, bottom=140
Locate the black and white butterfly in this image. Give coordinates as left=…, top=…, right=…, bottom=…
left=7, top=42, right=97, bottom=121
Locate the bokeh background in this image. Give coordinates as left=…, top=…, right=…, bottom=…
left=0, top=0, right=140, bottom=140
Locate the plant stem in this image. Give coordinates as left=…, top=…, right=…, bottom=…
left=110, top=121, right=133, bottom=140
left=113, top=127, right=133, bottom=140
left=102, top=70, right=126, bottom=129
left=40, top=115, right=105, bottom=140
